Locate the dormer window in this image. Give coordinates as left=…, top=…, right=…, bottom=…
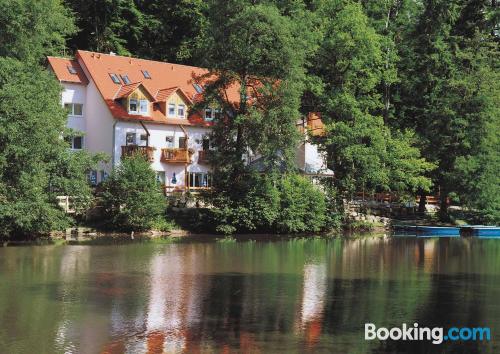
left=204, top=108, right=213, bottom=121
left=139, top=99, right=148, bottom=114
left=168, top=103, right=176, bottom=117
left=178, top=104, right=185, bottom=118
left=129, top=98, right=138, bottom=113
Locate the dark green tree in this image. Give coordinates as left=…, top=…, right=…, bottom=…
left=0, top=59, right=100, bottom=237
left=396, top=0, right=499, bottom=220
left=65, top=0, right=145, bottom=55
left=0, top=0, right=75, bottom=63
left=99, top=154, right=167, bottom=231
left=308, top=0, right=433, bottom=206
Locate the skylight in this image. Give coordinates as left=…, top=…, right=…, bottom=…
left=142, top=70, right=151, bottom=79
left=67, top=65, right=77, bottom=75
left=121, top=74, right=131, bottom=85
left=193, top=83, right=203, bottom=94
left=109, top=73, right=121, bottom=84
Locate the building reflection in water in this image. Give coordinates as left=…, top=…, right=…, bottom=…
left=296, top=262, right=328, bottom=349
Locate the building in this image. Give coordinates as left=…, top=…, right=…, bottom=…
left=47, top=50, right=331, bottom=193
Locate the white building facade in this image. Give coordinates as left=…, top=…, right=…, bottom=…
left=48, top=50, right=331, bottom=193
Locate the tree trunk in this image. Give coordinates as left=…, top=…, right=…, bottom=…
left=418, top=193, right=427, bottom=213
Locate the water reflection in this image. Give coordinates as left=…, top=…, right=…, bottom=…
left=0, top=237, right=500, bottom=353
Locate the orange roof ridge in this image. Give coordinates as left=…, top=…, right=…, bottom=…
left=114, top=82, right=143, bottom=99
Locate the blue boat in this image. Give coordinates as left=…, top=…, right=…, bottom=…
left=415, top=226, right=460, bottom=236
left=460, top=226, right=500, bottom=237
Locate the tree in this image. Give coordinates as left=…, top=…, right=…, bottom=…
left=194, top=0, right=311, bottom=197
left=65, top=0, right=144, bottom=55
left=99, top=154, right=166, bottom=231
left=0, top=58, right=100, bottom=238
left=0, top=0, right=75, bottom=63
left=396, top=0, right=499, bottom=220
left=307, top=0, right=433, bottom=206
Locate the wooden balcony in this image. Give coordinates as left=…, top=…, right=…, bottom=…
left=121, top=145, right=155, bottom=162
left=198, top=150, right=212, bottom=164
left=160, top=148, right=191, bottom=163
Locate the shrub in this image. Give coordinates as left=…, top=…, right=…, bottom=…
left=276, top=174, right=327, bottom=233
left=209, top=173, right=328, bottom=234
left=99, top=154, right=166, bottom=231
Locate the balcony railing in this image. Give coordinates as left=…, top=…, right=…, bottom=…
left=198, top=150, right=212, bottom=164
left=160, top=148, right=191, bottom=163
left=121, top=145, right=155, bottom=162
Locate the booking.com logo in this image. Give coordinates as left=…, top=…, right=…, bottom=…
left=365, top=323, right=491, bottom=345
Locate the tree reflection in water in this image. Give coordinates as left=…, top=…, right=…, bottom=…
left=0, top=237, right=499, bottom=353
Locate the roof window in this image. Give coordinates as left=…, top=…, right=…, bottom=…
left=193, top=83, right=203, bottom=94
left=142, top=70, right=151, bottom=79
left=67, top=65, right=77, bottom=75
left=109, top=73, right=121, bottom=84
left=121, top=74, right=131, bottom=84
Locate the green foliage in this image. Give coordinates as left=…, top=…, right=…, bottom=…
left=99, top=154, right=167, bottom=231
left=0, top=0, right=75, bottom=63
left=395, top=0, right=499, bottom=219
left=210, top=173, right=328, bottom=234
left=0, top=58, right=100, bottom=237
left=276, top=174, right=327, bottom=233
left=309, top=0, right=433, bottom=203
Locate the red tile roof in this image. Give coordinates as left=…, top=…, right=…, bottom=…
left=114, top=82, right=143, bottom=99
left=74, top=50, right=237, bottom=126
left=47, top=57, right=89, bottom=85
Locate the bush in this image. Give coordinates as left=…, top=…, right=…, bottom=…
left=209, top=173, right=328, bottom=234
left=276, top=174, right=327, bottom=233
left=99, top=154, right=166, bottom=231
left=210, top=174, right=280, bottom=234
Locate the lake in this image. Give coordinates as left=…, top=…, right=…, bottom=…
left=1, top=236, right=499, bottom=353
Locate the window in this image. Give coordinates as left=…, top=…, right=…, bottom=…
left=73, top=136, right=83, bottom=149
left=100, top=170, right=109, bottom=182
left=139, top=99, right=148, bottom=114
left=73, top=104, right=83, bottom=116
left=109, top=73, right=121, bottom=84
left=204, top=108, right=213, bottom=121
left=156, top=171, right=166, bottom=185
left=126, top=132, right=136, bottom=145
left=121, top=74, right=131, bottom=85
left=189, top=172, right=211, bottom=188
left=178, top=104, right=185, bottom=118
left=64, top=103, right=83, bottom=116
left=202, top=137, right=210, bottom=151
left=214, top=108, right=222, bottom=120
left=168, top=103, right=176, bottom=117
left=129, top=99, right=138, bottom=113
left=67, top=65, right=77, bottom=75
left=165, top=136, right=174, bottom=147
left=142, top=70, right=151, bottom=79
left=65, top=136, right=83, bottom=150
left=178, top=137, right=187, bottom=149
left=89, top=170, right=98, bottom=186
left=193, top=83, right=203, bottom=93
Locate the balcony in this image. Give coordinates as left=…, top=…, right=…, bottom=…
left=121, top=145, right=155, bottom=162
left=161, top=148, right=191, bottom=163
left=198, top=150, right=213, bottom=164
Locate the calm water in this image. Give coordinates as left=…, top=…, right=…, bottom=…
left=1, top=236, right=500, bottom=354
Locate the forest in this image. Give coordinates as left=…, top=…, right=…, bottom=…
left=0, top=0, right=498, bottom=236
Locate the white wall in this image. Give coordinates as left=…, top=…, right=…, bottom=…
left=115, top=121, right=212, bottom=187
left=61, top=83, right=87, bottom=134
